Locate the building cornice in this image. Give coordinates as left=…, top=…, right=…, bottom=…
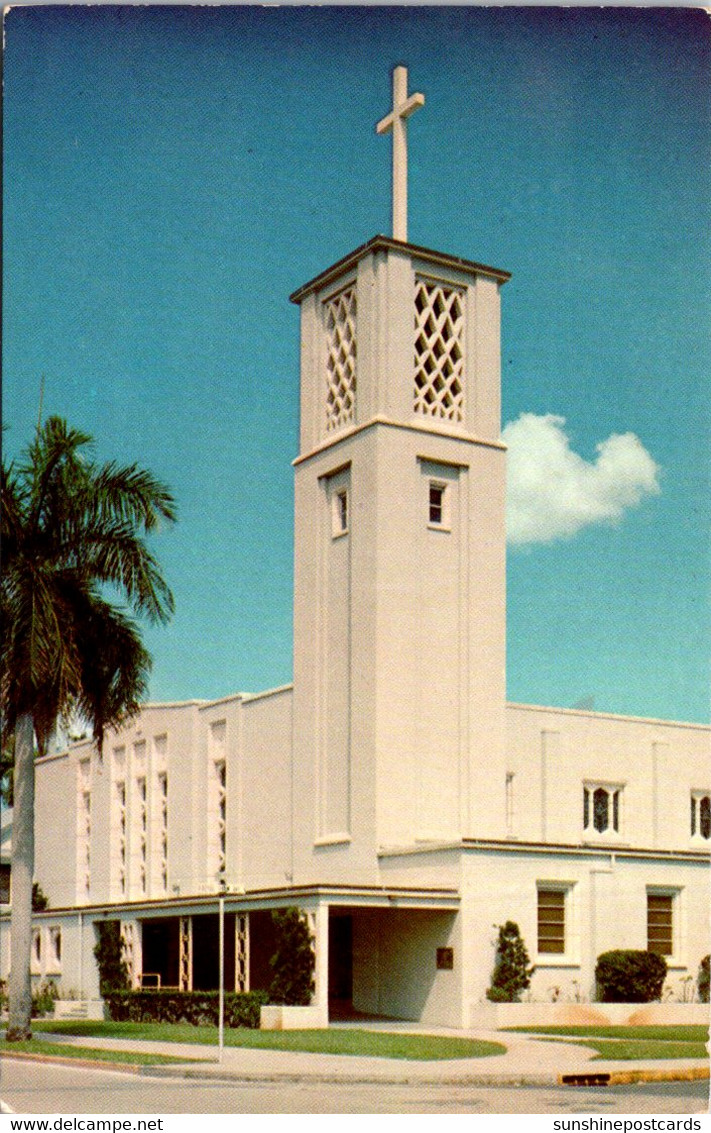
left=506, top=701, right=711, bottom=732
left=289, top=234, right=511, bottom=305
left=11, top=882, right=460, bottom=920
left=293, top=415, right=506, bottom=468
left=379, top=839, right=711, bottom=862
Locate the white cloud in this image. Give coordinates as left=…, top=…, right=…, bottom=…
left=503, top=413, right=661, bottom=546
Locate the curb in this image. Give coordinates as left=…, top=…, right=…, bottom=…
left=559, top=1067, right=710, bottom=1086
left=145, top=1065, right=560, bottom=1087
left=2, top=1050, right=708, bottom=1089
left=0, top=1051, right=145, bottom=1075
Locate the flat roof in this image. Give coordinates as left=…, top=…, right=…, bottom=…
left=290, top=234, right=511, bottom=304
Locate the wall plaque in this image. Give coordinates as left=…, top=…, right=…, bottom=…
left=436, top=947, right=454, bottom=970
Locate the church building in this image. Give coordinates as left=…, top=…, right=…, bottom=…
left=4, top=68, right=709, bottom=1028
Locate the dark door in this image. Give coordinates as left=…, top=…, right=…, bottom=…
left=328, top=913, right=353, bottom=1013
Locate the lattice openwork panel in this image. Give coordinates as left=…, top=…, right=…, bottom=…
left=179, top=917, right=193, bottom=991
left=325, top=287, right=357, bottom=431
left=414, top=279, right=464, bottom=422
left=235, top=914, right=249, bottom=993
left=121, top=922, right=135, bottom=986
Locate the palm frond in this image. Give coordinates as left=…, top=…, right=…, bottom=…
left=90, top=462, right=177, bottom=530
left=72, top=596, right=152, bottom=753
left=1, top=413, right=175, bottom=733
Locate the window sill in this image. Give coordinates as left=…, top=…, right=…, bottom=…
left=534, top=958, right=581, bottom=969
left=314, top=834, right=351, bottom=847
left=427, top=523, right=451, bottom=533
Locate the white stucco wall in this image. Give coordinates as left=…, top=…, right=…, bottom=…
left=505, top=704, right=710, bottom=852
left=34, top=750, right=77, bottom=909
left=352, top=906, right=462, bottom=1026
left=461, top=846, right=710, bottom=1007
left=240, top=687, right=293, bottom=889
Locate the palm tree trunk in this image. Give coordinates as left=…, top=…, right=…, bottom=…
left=7, top=712, right=35, bottom=1041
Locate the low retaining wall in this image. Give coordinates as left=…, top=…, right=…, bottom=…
left=469, top=1001, right=710, bottom=1029
left=260, top=1003, right=328, bottom=1030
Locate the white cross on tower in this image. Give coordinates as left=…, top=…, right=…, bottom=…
left=376, top=65, right=425, bottom=243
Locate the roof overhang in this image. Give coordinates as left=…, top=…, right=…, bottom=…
left=290, top=234, right=511, bottom=305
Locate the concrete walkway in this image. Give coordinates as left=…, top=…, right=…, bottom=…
left=6, top=1025, right=708, bottom=1088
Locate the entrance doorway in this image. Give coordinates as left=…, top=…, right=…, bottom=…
left=328, top=912, right=353, bottom=1017
left=141, top=917, right=179, bottom=988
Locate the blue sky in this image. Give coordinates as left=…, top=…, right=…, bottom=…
left=4, top=6, right=709, bottom=723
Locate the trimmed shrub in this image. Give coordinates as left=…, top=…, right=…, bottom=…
left=32, top=883, right=49, bottom=912
left=595, top=950, right=667, bottom=1003
left=31, top=978, right=58, bottom=1017
left=103, top=989, right=269, bottom=1028
left=697, top=955, right=710, bottom=1004
left=269, top=908, right=315, bottom=1006
left=93, top=921, right=130, bottom=996
left=486, top=921, right=533, bottom=1003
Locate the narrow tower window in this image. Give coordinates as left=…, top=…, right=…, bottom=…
left=333, top=488, right=349, bottom=536
left=429, top=483, right=445, bottom=525
left=505, top=772, right=515, bottom=836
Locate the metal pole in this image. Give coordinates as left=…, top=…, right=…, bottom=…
left=78, top=911, right=84, bottom=997
left=218, top=894, right=225, bottom=1064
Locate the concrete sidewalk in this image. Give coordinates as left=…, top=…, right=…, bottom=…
left=4, top=1026, right=709, bottom=1088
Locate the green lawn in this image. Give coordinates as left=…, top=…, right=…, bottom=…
left=505, top=1025, right=708, bottom=1042
left=34, top=1021, right=506, bottom=1061
left=504, top=1025, right=709, bottom=1062
left=0, top=1038, right=200, bottom=1066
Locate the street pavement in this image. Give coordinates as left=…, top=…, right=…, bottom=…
left=0, top=1058, right=709, bottom=1115
left=3, top=1022, right=708, bottom=1088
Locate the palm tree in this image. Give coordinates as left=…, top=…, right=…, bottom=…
left=1, top=417, right=176, bottom=1040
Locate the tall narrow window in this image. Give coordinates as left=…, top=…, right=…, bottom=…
left=152, top=734, right=168, bottom=896
left=157, top=772, right=168, bottom=892
left=333, top=488, right=349, bottom=536
left=31, top=928, right=42, bottom=972
left=647, top=893, right=674, bottom=956
left=208, top=721, right=227, bottom=882
left=505, top=772, right=515, bottom=836
left=137, top=777, right=147, bottom=895
left=130, top=741, right=147, bottom=898
left=429, top=483, right=445, bottom=525
left=0, top=863, right=10, bottom=905
left=76, top=758, right=92, bottom=902
left=537, top=888, right=566, bottom=954
left=111, top=747, right=127, bottom=898
left=691, top=792, right=711, bottom=840
left=48, top=927, right=62, bottom=972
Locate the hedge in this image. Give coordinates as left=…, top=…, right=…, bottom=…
left=595, top=950, right=667, bottom=1003
left=698, top=955, right=710, bottom=1004
left=104, top=989, right=269, bottom=1028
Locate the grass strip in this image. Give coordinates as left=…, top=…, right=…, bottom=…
left=0, top=1039, right=200, bottom=1066
left=504, top=1025, right=708, bottom=1042
left=35, top=1022, right=506, bottom=1061
left=552, top=1038, right=708, bottom=1061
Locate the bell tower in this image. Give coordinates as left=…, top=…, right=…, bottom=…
left=289, top=69, right=511, bottom=882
